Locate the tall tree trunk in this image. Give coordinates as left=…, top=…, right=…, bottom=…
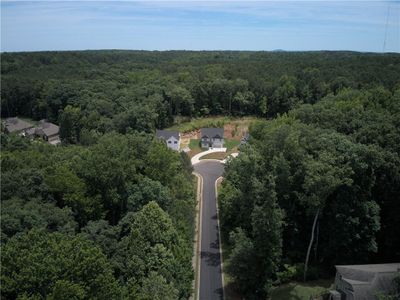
left=304, top=208, right=320, bottom=282
left=314, top=220, right=319, bottom=261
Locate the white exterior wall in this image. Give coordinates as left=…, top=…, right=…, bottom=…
left=166, top=136, right=180, bottom=151
left=201, top=137, right=224, bottom=148
left=212, top=138, right=224, bottom=148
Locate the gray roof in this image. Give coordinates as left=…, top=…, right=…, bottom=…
left=36, top=120, right=59, bottom=137
left=4, top=117, right=34, bottom=133
left=156, top=130, right=180, bottom=140
left=335, top=263, right=400, bottom=299
left=201, top=128, right=224, bottom=139
left=25, top=127, right=36, bottom=136
left=336, top=263, right=400, bottom=277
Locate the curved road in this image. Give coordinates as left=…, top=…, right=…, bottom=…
left=194, top=161, right=225, bottom=300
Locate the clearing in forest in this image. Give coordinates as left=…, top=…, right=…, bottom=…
left=167, top=116, right=258, bottom=158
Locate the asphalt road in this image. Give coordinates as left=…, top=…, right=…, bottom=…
left=194, top=161, right=225, bottom=300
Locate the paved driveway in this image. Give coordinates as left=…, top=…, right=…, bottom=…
left=194, top=161, right=225, bottom=300
left=191, top=148, right=227, bottom=165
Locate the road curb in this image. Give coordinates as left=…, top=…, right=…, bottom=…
left=215, top=176, right=226, bottom=300
left=192, top=172, right=203, bottom=300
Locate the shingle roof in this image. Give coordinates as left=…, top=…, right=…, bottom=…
left=156, top=130, right=180, bottom=140
left=336, top=263, right=400, bottom=276
left=4, top=117, right=34, bottom=133
left=36, top=120, right=59, bottom=137
left=201, top=128, right=224, bottom=139
left=335, top=263, right=400, bottom=299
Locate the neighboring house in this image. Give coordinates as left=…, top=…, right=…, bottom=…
left=3, top=117, right=60, bottom=145
left=328, top=263, right=400, bottom=300
left=200, top=128, right=224, bottom=148
left=3, top=117, right=35, bottom=135
left=156, top=130, right=180, bottom=151
left=35, top=120, right=61, bottom=145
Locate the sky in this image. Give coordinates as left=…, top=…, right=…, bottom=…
left=1, top=1, right=400, bottom=52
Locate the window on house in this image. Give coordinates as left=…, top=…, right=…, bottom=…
left=174, top=141, right=177, bottom=144
left=168, top=141, right=172, bottom=144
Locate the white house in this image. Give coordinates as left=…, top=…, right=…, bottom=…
left=156, top=130, right=181, bottom=151
left=200, top=128, right=224, bottom=148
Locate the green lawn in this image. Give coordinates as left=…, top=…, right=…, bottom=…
left=270, top=279, right=333, bottom=300
left=189, top=139, right=201, bottom=151
left=224, top=139, right=240, bottom=150
left=199, top=152, right=228, bottom=160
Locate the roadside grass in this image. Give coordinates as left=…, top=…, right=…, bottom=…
left=270, top=279, right=333, bottom=300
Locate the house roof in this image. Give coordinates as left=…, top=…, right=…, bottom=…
left=156, top=130, right=180, bottom=140
left=201, top=128, right=224, bottom=138
left=36, top=120, right=59, bottom=137
left=336, top=263, right=400, bottom=278
left=335, top=263, right=400, bottom=299
left=4, top=117, right=34, bottom=133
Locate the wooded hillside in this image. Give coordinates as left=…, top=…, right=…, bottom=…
left=1, top=50, right=399, bottom=299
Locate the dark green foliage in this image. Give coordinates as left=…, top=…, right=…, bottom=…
left=219, top=87, right=400, bottom=297
left=2, top=51, right=399, bottom=140
left=80, top=220, right=120, bottom=258
left=1, top=132, right=195, bottom=299
left=1, top=229, right=121, bottom=299
left=219, top=149, right=284, bottom=298
left=1, top=50, right=400, bottom=299
left=1, top=198, right=77, bottom=242
left=226, top=229, right=258, bottom=295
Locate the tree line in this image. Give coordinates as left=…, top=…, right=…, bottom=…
left=1, top=51, right=399, bottom=143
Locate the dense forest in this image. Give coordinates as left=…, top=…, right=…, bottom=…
left=1, top=51, right=400, bottom=299
left=219, top=88, right=400, bottom=298
left=1, top=132, right=195, bottom=299
left=2, top=51, right=400, bottom=143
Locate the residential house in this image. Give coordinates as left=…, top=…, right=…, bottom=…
left=3, top=117, right=35, bottom=135
left=328, top=263, right=400, bottom=300
left=35, top=120, right=61, bottom=145
left=200, top=128, right=224, bottom=148
left=156, top=130, right=181, bottom=151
